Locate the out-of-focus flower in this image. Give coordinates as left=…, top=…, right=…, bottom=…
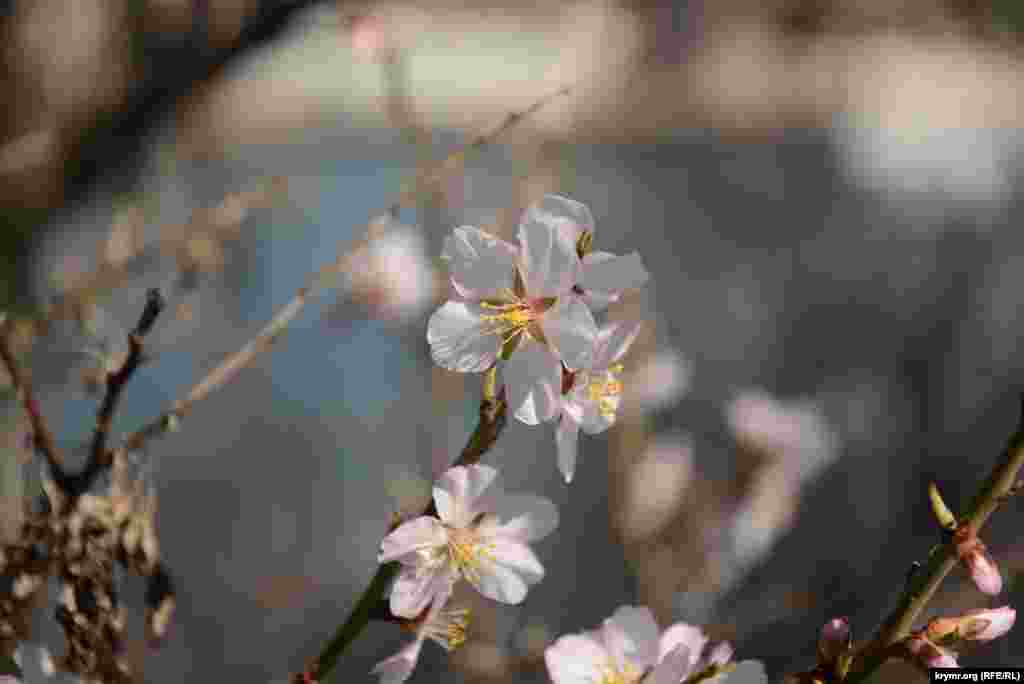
left=726, top=391, right=837, bottom=472
left=622, top=437, right=694, bottom=540
left=904, top=634, right=958, bottom=668
left=348, top=14, right=392, bottom=62
left=545, top=605, right=766, bottom=684
left=926, top=606, right=1016, bottom=644
left=428, top=196, right=599, bottom=420
left=553, top=321, right=641, bottom=483
left=624, top=347, right=692, bottom=412
left=346, top=219, right=438, bottom=322
left=371, top=588, right=471, bottom=684
left=379, top=465, right=557, bottom=618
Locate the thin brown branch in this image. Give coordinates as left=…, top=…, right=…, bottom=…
left=66, top=288, right=166, bottom=498
left=121, top=84, right=571, bottom=455
left=0, top=317, right=65, bottom=479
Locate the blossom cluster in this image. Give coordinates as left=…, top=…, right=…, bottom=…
left=427, top=194, right=650, bottom=483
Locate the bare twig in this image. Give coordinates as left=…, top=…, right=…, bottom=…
left=121, top=83, right=571, bottom=455
left=0, top=318, right=65, bottom=479
left=843, top=396, right=1024, bottom=682
left=66, top=288, right=166, bottom=498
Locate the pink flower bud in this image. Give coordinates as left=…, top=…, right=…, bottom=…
left=817, top=617, right=851, bottom=665
left=958, top=606, right=1016, bottom=642
left=956, top=536, right=1003, bottom=596
left=905, top=635, right=958, bottom=668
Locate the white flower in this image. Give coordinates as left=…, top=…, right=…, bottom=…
left=347, top=219, right=438, bottom=322
left=371, top=586, right=471, bottom=684
left=378, top=465, right=558, bottom=618
left=427, top=197, right=599, bottom=421
left=552, top=321, right=642, bottom=483
left=525, top=194, right=649, bottom=312
left=544, top=605, right=766, bottom=684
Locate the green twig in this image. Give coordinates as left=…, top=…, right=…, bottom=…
left=845, top=396, right=1024, bottom=682
left=294, top=391, right=507, bottom=683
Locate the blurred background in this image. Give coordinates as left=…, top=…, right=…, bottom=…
left=3, top=0, right=1024, bottom=682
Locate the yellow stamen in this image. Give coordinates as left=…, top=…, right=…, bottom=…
left=584, top=365, right=626, bottom=420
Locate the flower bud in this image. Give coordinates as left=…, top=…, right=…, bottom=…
left=817, top=617, right=851, bottom=666
left=955, top=533, right=1003, bottom=596
left=905, top=635, right=958, bottom=668
left=952, top=606, right=1016, bottom=642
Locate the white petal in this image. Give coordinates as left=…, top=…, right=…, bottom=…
left=648, top=644, right=694, bottom=684
left=466, top=538, right=544, bottom=604
left=427, top=301, right=499, bottom=373
left=441, top=227, right=518, bottom=299
left=505, top=340, right=562, bottom=425
left=389, top=566, right=454, bottom=619
left=518, top=203, right=582, bottom=298
left=658, top=623, right=707, bottom=670
left=723, top=661, right=769, bottom=684
left=540, top=297, right=598, bottom=371
left=581, top=251, right=649, bottom=297
left=526, top=194, right=596, bottom=245
left=434, top=464, right=500, bottom=528
left=601, top=606, right=660, bottom=673
left=593, top=320, right=642, bottom=369
left=545, top=633, right=611, bottom=684
left=555, top=414, right=581, bottom=484
left=488, top=493, right=559, bottom=542
left=379, top=517, right=447, bottom=564
left=371, top=639, right=424, bottom=684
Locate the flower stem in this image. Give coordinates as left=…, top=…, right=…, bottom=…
left=845, top=396, right=1024, bottom=682
left=295, top=392, right=507, bottom=683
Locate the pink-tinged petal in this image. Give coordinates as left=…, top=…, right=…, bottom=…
left=581, top=251, right=649, bottom=298
left=579, top=251, right=619, bottom=312
left=433, top=465, right=500, bottom=528
left=545, top=633, right=612, bottom=684
left=723, top=660, right=769, bottom=683
left=525, top=194, right=596, bottom=246
left=389, top=566, right=454, bottom=619
left=540, top=297, right=598, bottom=371
left=593, top=320, right=642, bottom=369
left=964, top=547, right=1003, bottom=596
left=371, top=639, right=425, bottom=684
left=488, top=493, right=559, bottom=542
left=466, top=538, right=544, bottom=604
left=441, top=227, right=518, bottom=299
left=379, top=517, right=447, bottom=564
left=427, top=301, right=499, bottom=373
left=601, top=606, right=660, bottom=672
left=962, top=606, right=1016, bottom=641
left=505, top=340, right=562, bottom=425
left=518, top=203, right=582, bottom=299
left=555, top=414, right=581, bottom=484
left=648, top=644, right=693, bottom=684
left=659, top=623, right=707, bottom=670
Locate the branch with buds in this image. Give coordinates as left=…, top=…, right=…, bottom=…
left=0, top=291, right=175, bottom=682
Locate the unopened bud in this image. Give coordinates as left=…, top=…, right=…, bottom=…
left=817, top=617, right=851, bottom=665
left=955, top=532, right=1003, bottom=596
left=905, top=635, right=958, bottom=668
left=955, top=606, right=1016, bottom=642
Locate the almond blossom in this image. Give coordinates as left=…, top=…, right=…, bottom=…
left=544, top=605, right=766, bottom=684
left=551, top=321, right=642, bottom=483
left=378, top=465, right=558, bottom=619
left=427, top=195, right=649, bottom=423
left=371, top=586, right=471, bottom=684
